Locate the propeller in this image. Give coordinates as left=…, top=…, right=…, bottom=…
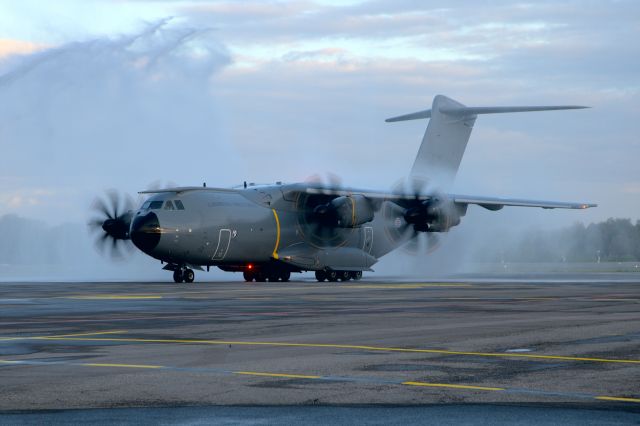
left=297, top=173, right=354, bottom=246
left=88, top=190, right=136, bottom=259
left=383, top=177, right=460, bottom=255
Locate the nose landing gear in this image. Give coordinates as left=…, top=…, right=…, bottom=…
left=173, top=267, right=195, bottom=283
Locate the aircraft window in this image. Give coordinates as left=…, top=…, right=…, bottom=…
left=149, top=201, right=163, bottom=210
left=141, top=201, right=151, bottom=209
left=164, top=200, right=175, bottom=210
left=174, top=200, right=185, bottom=210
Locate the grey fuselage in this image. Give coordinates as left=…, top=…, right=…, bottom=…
left=130, top=184, right=403, bottom=272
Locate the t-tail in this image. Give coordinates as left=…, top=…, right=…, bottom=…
left=386, top=95, right=588, bottom=189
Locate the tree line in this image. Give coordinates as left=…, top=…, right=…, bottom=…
left=478, top=218, right=640, bottom=263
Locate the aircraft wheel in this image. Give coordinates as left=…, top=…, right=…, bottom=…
left=267, top=271, right=280, bottom=282
left=327, top=270, right=338, bottom=282
left=243, top=271, right=254, bottom=282
left=315, top=270, right=327, bottom=282
left=338, top=271, right=351, bottom=281
left=184, top=269, right=195, bottom=283
left=255, top=272, right=266, bottom=282
left=350, top=271, right=363, bottom=280
left=280, top=270, right=291, bottom=282
left=173, top=269, right=184, bottom=283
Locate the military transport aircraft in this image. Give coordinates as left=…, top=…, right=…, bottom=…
left=89, top=95, right=595, bottom=283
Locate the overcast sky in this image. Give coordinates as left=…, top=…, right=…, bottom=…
left=0, top=0, right=638, bottom=230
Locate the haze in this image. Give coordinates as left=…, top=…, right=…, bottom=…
left=0, top=1, right=637, bottom=279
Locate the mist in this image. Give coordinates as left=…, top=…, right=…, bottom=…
left=0, top=20, right=247, bottom=280
left=0, top=19, right=239, bottom=225
left=1, top=3, right=636, bottom=281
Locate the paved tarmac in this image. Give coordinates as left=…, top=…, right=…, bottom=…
left=1, top=273, right=640, bottom=422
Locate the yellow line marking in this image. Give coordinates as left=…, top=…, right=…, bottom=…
left=83, top=363, right=163, bottom=369
left=3, top=357, right=639, bottom=402
left=69, top=295, right=162, bottom=300
left=0, top=330, right=127, bottom=341
left=596, top=396, right=640, bottom=403
left=0, top=358, right=495, bottom=393
left=271, top=209, right=280, bottom=259
left=403, top=381, right=504, bottom=391
left=23, top=336, right=640, bottom=364
left=234, top=371, right=320, bottom=379
left=62, top=282, right=470, bottom=300
left=43, top=330, right=128, bottom=338
left=346, top=283, right=472, bottom=289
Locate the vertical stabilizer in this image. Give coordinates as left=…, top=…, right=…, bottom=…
left=409, top=95, right=475, bottom=188
left=385, top=95, right=588, bottom=190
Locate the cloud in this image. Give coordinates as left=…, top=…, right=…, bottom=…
left=0, top=188, right=55, bottom=208
left=0, top=19, right=238, bottom=224
left=0, top=39, right=49, bottom=59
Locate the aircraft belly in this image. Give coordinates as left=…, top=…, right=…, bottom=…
left=278, top=243, right=377, bottom=271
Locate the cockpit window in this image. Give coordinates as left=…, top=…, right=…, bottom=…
left=141, top=201, right=151, bottom=209
left=164, top=200, right=175, bottom=210
left=174, top=200, right=185, bottom=210
left=149, top=201, right=163, bottom=210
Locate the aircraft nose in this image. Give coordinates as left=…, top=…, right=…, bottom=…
left=130, top=211, right=161, bottom=254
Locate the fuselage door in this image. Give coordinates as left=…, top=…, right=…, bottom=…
left=212, top=229, right=232, bottom=260
left=363, top=226, right=373, bottom=254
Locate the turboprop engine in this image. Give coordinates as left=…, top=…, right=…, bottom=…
left=404, top=196, right=466, bottom=233
left=313, top=194, right=375, bottom=228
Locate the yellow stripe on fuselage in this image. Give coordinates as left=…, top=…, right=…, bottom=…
left=272, top=209, right=281, bottom=259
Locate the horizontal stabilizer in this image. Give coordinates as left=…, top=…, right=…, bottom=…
left=386, top=105, right=588, bottom=122
left=385, top=109, right=432, bottom=122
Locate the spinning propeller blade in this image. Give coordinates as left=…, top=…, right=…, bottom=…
left=88, top=190, right=136, bottom=260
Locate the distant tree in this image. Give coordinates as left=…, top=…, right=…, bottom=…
left=474, top=217, right=640, bottom=263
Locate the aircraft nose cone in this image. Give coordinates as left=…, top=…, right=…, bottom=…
left=130, top=212, right=161, bottom=254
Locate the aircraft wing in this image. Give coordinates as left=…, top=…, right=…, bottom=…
left=301, top=185, right=596, bottom=210
left=450, top=195, right=596, bottom=210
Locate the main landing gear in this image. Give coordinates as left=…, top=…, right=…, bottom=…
left=243, top=269, right=291, bottom=283
left=173, top=267, right=195, bottom=283
left=315, top=270, right=362, bottom=282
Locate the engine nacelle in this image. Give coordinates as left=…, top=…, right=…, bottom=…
left=330, top=195, right=374, bottom=228
left=405, top=197, right=467, bottom=232
left=425, top=200, right=464, bottom=232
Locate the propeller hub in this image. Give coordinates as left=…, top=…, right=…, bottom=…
left=101, top=218, right=130, bottom=240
